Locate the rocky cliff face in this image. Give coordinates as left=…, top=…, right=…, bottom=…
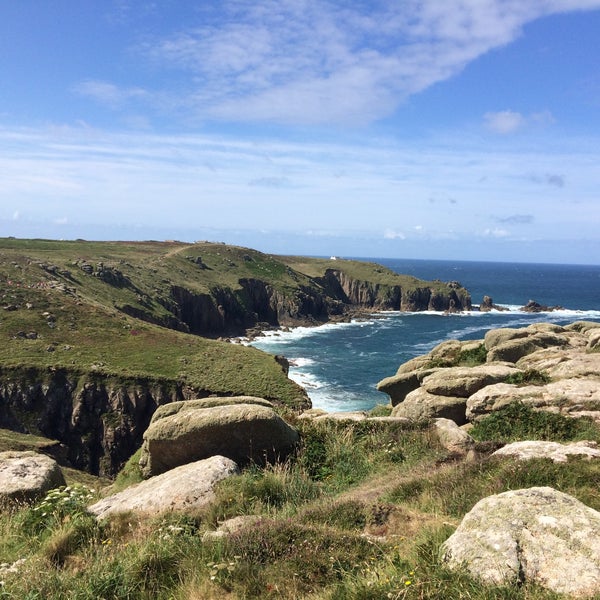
left=319, top=269, right=471, bottom=313
left=0, top=368, right=200, bottom=476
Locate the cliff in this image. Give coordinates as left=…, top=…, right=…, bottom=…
left=0, top=238, right=471, bottom=475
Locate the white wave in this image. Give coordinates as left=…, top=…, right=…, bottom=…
left=288, top=357, right=315, bottom=367
left=287, top=369, right=324, bottom=390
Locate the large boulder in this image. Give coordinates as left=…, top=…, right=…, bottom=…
left=421, top=364, right=518, bottom=398
left=0, top=451, right=65, bottom=503
left=492, top=440, right=600, bottom=462
left=443, top=487, right=600, bottom=598
left=484, top=325, right=570, bottom=364
left=391, top=388, right=467, bottom=424
left=376, top=368, right=437, bottom=406
left=89, top=455, right=238, bottom=519
left=139, top=398, right=299, bottom=478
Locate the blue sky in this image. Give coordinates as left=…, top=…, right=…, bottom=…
left=1, top=1, right=600, bottom=264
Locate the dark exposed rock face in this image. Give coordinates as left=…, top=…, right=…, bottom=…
left=0, top=368, right=194, bottom=477
left=130, top=268, right=471, bottom=337
left=318, top=269, right=471, bottom=314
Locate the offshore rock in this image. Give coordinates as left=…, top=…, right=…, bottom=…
left=443, top=487, right=600, bottom=598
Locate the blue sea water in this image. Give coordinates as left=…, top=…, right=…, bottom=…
left=250, top=259, right=600, bottom=412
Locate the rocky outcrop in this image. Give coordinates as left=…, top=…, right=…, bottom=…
left=88, top=455, right=239, bottom=519
left=492, top=440, right=600, bottom=462
left=139, top=397, right=300, bottom=478
left=520, top=300, right=564, bottom=313
left=378, top=321, right=600, bottom=425
left=479, top=295, right=508, bottom=312
left=0, top=451, right=65, bottom=503
left=443, top=487, right=600, bottom=598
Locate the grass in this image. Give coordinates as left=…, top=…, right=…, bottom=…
left=469, top=401, right=600, bottom=443
left=2, top=413, right=597, bottom=599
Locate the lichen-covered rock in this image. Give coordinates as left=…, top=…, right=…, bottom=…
left=89, top=455, right=238, bottom=519
left=391, top=388, right=467, bottom=424
left=147, top=396, right=274, bottom=424
left=376, top=369, right=437, bottom=406
left=433, top=418, right=475, bottom=456
left=139, top=401, right=299, bottom=477
left=0, top=451, right=65, bottom=503
left=442, top=487, right=600, bottom=598
left=492, top=440, right=600, bottom=462
left=421, top=364, right=518, bottom=398
left=484, top=327, right=530, bottom=350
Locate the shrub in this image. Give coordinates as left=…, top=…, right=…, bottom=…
left=504, top=369, right=550, bottom=386
left=469, top=402, right=600, bottom=443
left=458, top=344, right=488, bottom=366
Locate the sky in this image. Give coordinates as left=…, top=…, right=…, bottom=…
left=1, top=1, right=600, bottom=264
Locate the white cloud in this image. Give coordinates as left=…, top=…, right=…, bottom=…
left=12, top=211, right=19, bottom=220
left=482, top=228, right=510, bottom=238
left=78, top=0, right=600, bottom=125
left=484, top=109, right=557, bottom=134
left=1, top=123, right=599, bottom=243
left=384, top=229, right=406, bottom=240
left=73, top=80, right=148, bottom=109
left=484, top=110, right=526, bottom=134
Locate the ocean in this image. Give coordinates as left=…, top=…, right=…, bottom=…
left=249, top=259, right=600, bottom=412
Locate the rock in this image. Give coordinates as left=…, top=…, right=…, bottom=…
left=520, top=300, right=563, bottom=313
left=147, top=396, right=274, bottom=424
left=479, top=296, right=508, bottom=312
left=442, top=487, right=600, bottom=597
left=88, top=455, right=239, bottom=519
left=421, top=365, right=518, bottom=398
left=492, top=440, right=600, bottom=462
left=567, top=321, right=600, bottom=334
left=376, top=369, right=437, bottom=406
left=588, top=329, right=600, bottom=351
left=297, top=408, right=328, bottom=420
left=140, top=401, right=299, bottom=478
left=391, top=388, right=467, bottom=424
left=433, top=418, right=475, bottom=456
left=466, top=379, right=600, bottom=422
left=202, top=515, right=263, bottom=541
left=0, top=451, right=65, bottom=503
left=484, top=327, right=530, bottom=351
left=486, top=332, right=568, bottom=364
left=313, top=411, right=367, bottom=422
left=546, top=354, right=600, bottom=380
left=429, top=339, right=463, bottom=364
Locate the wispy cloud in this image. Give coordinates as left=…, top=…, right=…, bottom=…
left=0, top=123, right=598, bottom=241
left=484, top=109, right=556, bottom=134
left=76, top=0, right=600, bottom=126
left=72, top=80, right=149, bottom=109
